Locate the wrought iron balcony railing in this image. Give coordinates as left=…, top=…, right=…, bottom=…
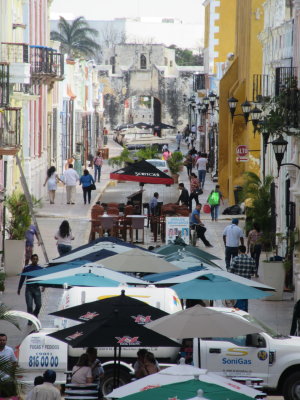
left=13, top=82, right=40, bottom=96
left=193, top=73, right=206, bottom=91
left=275, top=67, right=298, bottom=96
left=1, top=42, right=29, bottom=63
left=30, top=46, right=64, bottom=79
left=0, top=62, right=9, bottom=106
left=0, top=107, right=21, bottom=155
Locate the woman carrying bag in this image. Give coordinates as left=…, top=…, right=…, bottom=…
left=189, top=172, right=202, bottom=211
left=79, top=169, right=95, bottom=205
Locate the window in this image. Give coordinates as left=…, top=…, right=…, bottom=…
left=170, top=60, right=173, bottom=67
left=110, top=56, right=116, bottom=74
left=140, top=54, right=147, bottom=69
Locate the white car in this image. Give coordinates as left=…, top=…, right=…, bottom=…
left=146, top=159, right=171, bottom=175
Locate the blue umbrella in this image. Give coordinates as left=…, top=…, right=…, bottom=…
left=144, top=266, right=206, bottom=282
left=27, top=273, right=120, bottom=288
left=172, top=274, right=272, bottom=300
left=20, top=259, right=90, bottom=277
left=153, top=244, right=220, bottom=260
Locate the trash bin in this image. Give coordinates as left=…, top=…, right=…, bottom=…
left=103, top=135, right=108, bottom=146
left=233, top=185, right=243, bottom=205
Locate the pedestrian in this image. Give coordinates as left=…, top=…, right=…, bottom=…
left=176, top=131, right=182, bottom=150
left=0, top=333, right=17, bottom=365
left=150, top=192, right=159, bottom=216
left=71, top=353, right=93, bottom=384
left=55, top=220, right=74, bottom=256
left=229, top=245, right=256, bottom=311
left=247, top=222, right=262, bottom=277
left=196, top=153, right=208, bottom=188
left=190, top=204, right=213, bottom=247
left=31, top=369, right=61, bottom=400
left=183, top=124, right=190, bottom=138
left=134, top=349, right=148, bottom=379
left=142, top=352, right=160, bottom=375
left=93, top=151, right=104, bottom=183
left=189, top=172, right=201, bottom=211
left=24, top=223, right=39, bottom=265
left=177, top=183, right=189, bottom=207
left=26, top=375, right=44, bottom=400
left=17, top=254, right=44, bottom=322
left=162, top=149, right=171, bottom=161
left=43, top=166, right=64, bottom=204
left=63, top=163, right=79, bottom=205
left=183, top=153, right=193, bottom=177
left=80, top=169, right=95, bottom=205
left=223, top=218, right=244, bottom=270
left=207, top=184, right=224, bottom=221
left=162, top=144, right=168, bottom=152
left=86, top=347, right=104, bottom=398
left=189, top=132, right=196, bottom=148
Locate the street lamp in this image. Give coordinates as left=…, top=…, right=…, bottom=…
left=271, top=134, right=300, bottom=174
left=227, top=97, right=262, bottom=133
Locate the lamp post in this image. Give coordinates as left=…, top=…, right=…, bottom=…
left=271, top=134, right=300, bottom=174
left=227, top=97, right=262, bottom=133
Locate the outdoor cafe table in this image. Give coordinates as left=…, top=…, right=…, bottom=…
left=125, top=214, right=147, bottom=243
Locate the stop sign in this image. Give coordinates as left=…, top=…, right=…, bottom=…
left=236, top=145, right=249, bottom=162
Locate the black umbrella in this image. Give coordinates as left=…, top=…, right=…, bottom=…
left=50, top=291, right=168, bottom=323
left=115, top=124, right=135, bottom=131
left=152, top=122, right=175, bottom=130
left=133, top=122, right=153, bottom=129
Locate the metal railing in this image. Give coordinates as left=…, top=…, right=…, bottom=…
left=193, top=73, right=205, bottom=91
left=30, top=46, right=64, bottom=77
left=0, top=62, right=9, bottom=106
left=275, top=67, right=298, bottom=96
left=0, top=107, right=21, bottom=147
left=13, top=82, right=40, bottom=96
left=253, top=74, right=270, bottom=102
left=1, top=42, right=29, bottom=63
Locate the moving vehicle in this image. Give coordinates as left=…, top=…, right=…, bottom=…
left=146, top=159, right=170, bottom=175
left=17, top=286, right=182, bottom=393
left=192, top=307, right=300, bottom=400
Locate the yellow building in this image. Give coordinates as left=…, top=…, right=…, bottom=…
left=218, top=0, right=264, bottom=203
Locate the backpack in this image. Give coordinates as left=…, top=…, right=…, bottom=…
left=208, top=191, right=220, bottom=205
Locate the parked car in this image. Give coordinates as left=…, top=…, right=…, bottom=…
left=146, top=159, right=171, bottom=175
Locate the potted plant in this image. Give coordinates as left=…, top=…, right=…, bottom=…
left=167, top=151, right=183, bottom=183
left=4, top=191, right=41, bottom=276
left=108, top=147, right=134, bottom=168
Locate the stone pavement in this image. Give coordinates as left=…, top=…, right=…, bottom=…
left=0, top=133, right=295, bottom=375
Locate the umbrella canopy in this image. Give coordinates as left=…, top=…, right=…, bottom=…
left=118, top=379, right=254, bottom=400
left=155, top=269, right=275, bottom=291
left=48, top=313, right=179, bottom=349
left=110, top=160, right=174, bottom=185
left=100, top=248, right=180, bottom=273
left=27, top=263, right=148, bottom=285
left=144, top=266, right=206, bottom=282
left=133, top=122, right=153, bottom=129
left=171, top=274, right=272, bottom=300
left=27, top=272, right=121, bottom=288
left=20, top=259, right=91, bottom=277
left=50, top=290, right=169, bottom=323
left=109, top=360, right=260, bottom=398
left=115, top=124, right=135, bottom=131
left=153, top=244, right=220, bottom=261
left=152, top=122, right=176, bottom=130
left=145, top=304, right=262, bottom=338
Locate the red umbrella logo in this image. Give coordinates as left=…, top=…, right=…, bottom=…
left=115, top=336, right=141, bottom=345
left=131, top=315, right=152, bottom=324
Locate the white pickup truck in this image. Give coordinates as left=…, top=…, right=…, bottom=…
left=192, top=307, right=300, bottom=400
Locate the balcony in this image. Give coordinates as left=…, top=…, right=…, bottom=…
left=0, top=107, right=21, bottom=155
left=252, top=74, right=270, bottom=102
left=0, top=62, right=9, bottom=106
left=1, top=42, right=30, bottom=84
left=12, top=81, right=40, bottom=100
left=30, top=46, right=64, bottom=83
left=275, top=67, right=298, bottom=96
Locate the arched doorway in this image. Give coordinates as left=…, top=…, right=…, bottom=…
left=123, top=95, right=161, bottom=129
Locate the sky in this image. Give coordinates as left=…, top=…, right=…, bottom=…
left=50, top=0, right=204, bottom=24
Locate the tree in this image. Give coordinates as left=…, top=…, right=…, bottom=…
left=50, top=16, right=101, bottom=59
left=168, top=45, right=203, bottom=66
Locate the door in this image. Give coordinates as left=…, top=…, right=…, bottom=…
left=197, top=334, right=270, bottom=384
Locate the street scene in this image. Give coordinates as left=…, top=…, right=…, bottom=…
left=1, top=1, right=300, bottom=400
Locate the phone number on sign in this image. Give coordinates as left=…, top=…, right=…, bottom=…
left=29, top=355, right=59, bottom=368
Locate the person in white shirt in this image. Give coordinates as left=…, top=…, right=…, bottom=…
left=0, top=333, right=17, bottom=364
left=31, top=370, right=61, bottom=400
left=196, top=153, right=208, bottom=188
left=63, top=163, right=79, bottom=204
left=223, top=218, right=244, bottom=270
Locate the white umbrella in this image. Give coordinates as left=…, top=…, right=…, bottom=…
left=28, top=263, right=149, bottom=285
left=109, top=359, right=261, bottom=398
left=145, top=305, right=262, bottom=338
left=101, top=248, right=181, bottom=273
left=156, top=269, right=275, bottom=291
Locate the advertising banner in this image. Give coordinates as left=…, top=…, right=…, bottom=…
left=166, top=217, right=190, bottom=244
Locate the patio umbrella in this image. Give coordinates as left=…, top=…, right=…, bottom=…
left=26, top=272, right=121, bottom=288
left=100, top=248, right=181, bottom=273
left=110, top=160, right=174, bottom=185
left=152, top=122, right=176, bottom=130
left=26, top=263, right=148, bottom=285
left=109, top=359, right=261, bottom=398
left=171, top=274, right=273, bottom=300
left=153, top=244, right=220, bottom=261
left=115, top=124, right=135, bottom=131
left=133, top=122, right=153, bottom=129
left=49, top=290, right=169, bottom=323
left=118, top=379, right=254, bottom=400
left=144, top=266, right=206, bottom=282
left=20, top=259, right=91, bottom=277
left=155, top=269, right=275, bottom=291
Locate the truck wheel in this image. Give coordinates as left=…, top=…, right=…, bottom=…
left=283, top=372, right=300, bottom=400
left=102, top=369, right=131, bottom=396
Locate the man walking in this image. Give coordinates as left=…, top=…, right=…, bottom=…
left=207, top=184, right=224, bottom=221
left=93, top=151, right=103, bottom=183
left=18, top=254, right=43, bottom=323
left=196, top=153, right=208, bottom=188
left=190, top=204, right=213, bottom=247
left=25, top=223, right=39, bottom=265
left=223, top=218, right=244, bottom=270
left=176, top=131, right=182, bottom=150
left=31, top=370, right=61, bottom=400
left=177, top=183, right=189, bottom=207
left=64, top=163, right=79, bottom=205
left=229, top=245, right=256, bottom=311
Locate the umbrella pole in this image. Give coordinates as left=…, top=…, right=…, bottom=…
left=197, top=337, right=201, bottom=368
left=113, top=345, right=117, bottom=388
left=117, top=345, right=121, bottom=388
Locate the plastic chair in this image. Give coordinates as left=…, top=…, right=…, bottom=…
left=99, top=216, right=117, bottom=237
left=130, top=217, right=145, bottom=244
left=107, top=207, right=119, bottom=216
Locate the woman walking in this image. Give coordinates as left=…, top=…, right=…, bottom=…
left=55, top=220, right=74, bottom=256
left=93, top=151, right=103, bottom=183
left=189, top=172, right=201, bottom=211
left=247, top=222, right=262, bottom=277
left=43, top=166, right=63, bottom=204
left=80, top=169, right=95, bottom=205
left=183, top=153, right=193, bottom=177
